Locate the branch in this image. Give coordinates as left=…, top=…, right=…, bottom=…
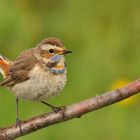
left=0, top=79, right=140, bottom=140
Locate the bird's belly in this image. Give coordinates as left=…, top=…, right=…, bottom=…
left=11, top=66, right=67, bottom=101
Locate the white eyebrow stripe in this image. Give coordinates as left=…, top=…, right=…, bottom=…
left=41, top=44, right=57, bottom=50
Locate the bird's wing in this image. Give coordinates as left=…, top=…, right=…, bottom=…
left=0, top=49, right=38, bottom=86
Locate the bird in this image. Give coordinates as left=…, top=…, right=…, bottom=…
left=0, top=37, right=72, bottom=125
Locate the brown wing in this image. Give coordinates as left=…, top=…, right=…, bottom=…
left=0, top=49, right=38, bottom=86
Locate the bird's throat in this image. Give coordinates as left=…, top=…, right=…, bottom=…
left=46, top=54, right=66, bottom=74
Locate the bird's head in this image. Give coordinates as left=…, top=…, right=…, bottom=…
left=37, top=37, right=72, bottom=66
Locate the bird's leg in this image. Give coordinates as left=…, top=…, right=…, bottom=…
left=41, top=101, right=57, bottom=109
left=16, top=98, right=22, bottom=126
left=41, top=101, right=66, bottom=118
left=15, top=98, right=23, bottom=134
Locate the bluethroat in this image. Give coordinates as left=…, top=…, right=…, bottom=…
left=0, top=37, right=72, bottom=124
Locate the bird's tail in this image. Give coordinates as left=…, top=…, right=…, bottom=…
left=0, top=55, right=12, bottom=78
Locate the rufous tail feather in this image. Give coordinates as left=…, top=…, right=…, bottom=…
left=0, top=55, right=12, bottom=78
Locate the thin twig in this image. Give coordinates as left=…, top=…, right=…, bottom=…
left=0, top=79, right=140, bottom=140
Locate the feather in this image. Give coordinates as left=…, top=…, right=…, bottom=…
left=0, top=55, right=11, bottom=78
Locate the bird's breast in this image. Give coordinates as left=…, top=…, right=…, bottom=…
left=11, top=64, right=67, bottom=101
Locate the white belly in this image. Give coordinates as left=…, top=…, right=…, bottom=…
left=11, top=65, right=67, bottom=101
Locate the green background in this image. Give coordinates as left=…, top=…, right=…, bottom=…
left=0, top=0, right=140, bottom=139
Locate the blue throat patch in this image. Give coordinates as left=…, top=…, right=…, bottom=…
left=50, top=55, right=63, bottom=63
left=48, top=54, right=65, bottom=74
left=48, top=67, right=65, bottom=74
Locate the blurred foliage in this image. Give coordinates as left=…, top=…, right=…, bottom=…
left=0, top=0, right=140, bottom=140
left=110, top=79, right=139, bottom=106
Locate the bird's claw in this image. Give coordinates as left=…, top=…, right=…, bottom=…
left=16, top=118, right=23, bottom=134
left=52, top=106, right=66, bottom=118
left=16, top=118, right=22, bottom=127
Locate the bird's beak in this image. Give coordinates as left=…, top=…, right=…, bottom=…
left=59, top=50, right=72, bottom=55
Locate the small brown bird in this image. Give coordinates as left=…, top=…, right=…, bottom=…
left=0, top=37, right=72, bottom=125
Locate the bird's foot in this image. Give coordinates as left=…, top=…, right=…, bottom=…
left=16, top=118, right=23, bottom=134
left=16, top=118, right=22, bottom=127
left=52, top=106, right=66, bottom=118
left=41, top=101, right=66, bottom=118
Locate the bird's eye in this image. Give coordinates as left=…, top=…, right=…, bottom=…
left=49, top=49, right=54, bottom=54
